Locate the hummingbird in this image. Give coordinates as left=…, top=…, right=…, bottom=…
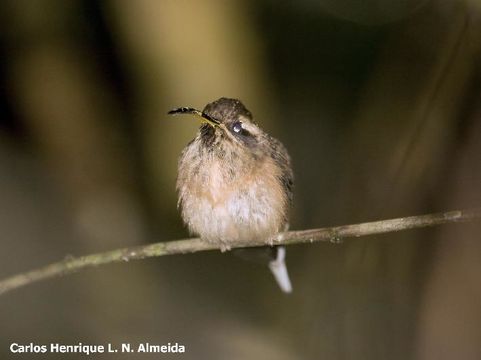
left=169, top=98, right=294, bottom=292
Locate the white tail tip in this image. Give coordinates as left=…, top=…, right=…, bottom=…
left=268, top=246, right=293, bottom=293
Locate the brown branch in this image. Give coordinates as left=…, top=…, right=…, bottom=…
left=1, top=208, right=480, bottom=296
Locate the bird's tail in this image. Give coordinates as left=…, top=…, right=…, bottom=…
left=269, top=246, right=292, bottom=293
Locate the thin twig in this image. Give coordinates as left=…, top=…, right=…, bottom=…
left=1, top=208, right=480, bottom=296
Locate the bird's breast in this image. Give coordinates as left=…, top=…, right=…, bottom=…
left=177, top=157, right=288, bottom=247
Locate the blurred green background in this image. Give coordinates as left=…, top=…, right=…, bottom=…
left=1, top=0, right=481, bottom=359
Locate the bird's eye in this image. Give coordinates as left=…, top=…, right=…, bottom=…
left=232, top=121, right=243, bottom=134
left=231, top=120, right=252, bottom=140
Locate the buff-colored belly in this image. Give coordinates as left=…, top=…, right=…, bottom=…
left=180, top=179, right=285, bottom=249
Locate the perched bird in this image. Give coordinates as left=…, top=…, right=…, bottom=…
left=169, top=98, right=294, bottom=292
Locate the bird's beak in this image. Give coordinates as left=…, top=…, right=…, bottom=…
left=168, top=107, right=220, bottom=127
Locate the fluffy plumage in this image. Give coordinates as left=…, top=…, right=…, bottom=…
left=174, top=98, right=294, bottom=292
